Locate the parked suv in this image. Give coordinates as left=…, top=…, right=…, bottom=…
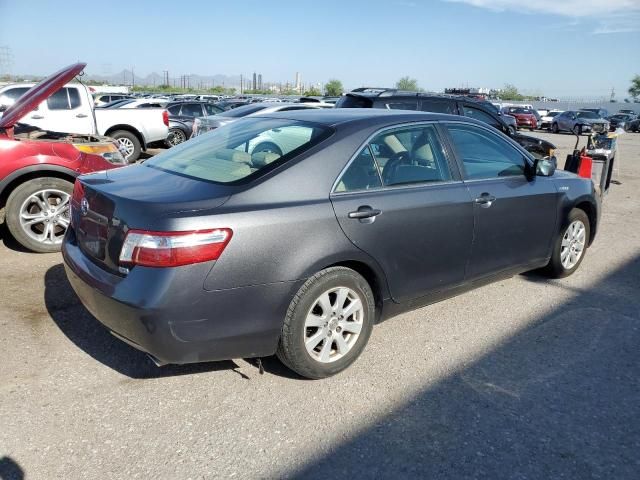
left=165, top=101, right=225, bottom=146
left=335, top=89, right=554, bottom=158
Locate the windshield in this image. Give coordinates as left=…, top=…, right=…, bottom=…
left=145, top=118, right=332, bottom=184
left=576, top=111, right=599, bottom=119
left=547, top=111, right=561, bottom=117
left=218, top=104, right=268, bottom=118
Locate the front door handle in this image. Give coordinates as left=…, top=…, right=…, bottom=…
left=348, top=206, right=382, bottom=223
left=31, top=115, right=44, bottom=119
left=474, top=193, right=496, bottom=208
left=76, top=113, right=88, bottom=118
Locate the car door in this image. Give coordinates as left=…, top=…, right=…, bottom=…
left=330, top=123, right=474, bottom=303
left=24, top=86, right=93, bottom=134
left=443, top=122, right=558, bottom=280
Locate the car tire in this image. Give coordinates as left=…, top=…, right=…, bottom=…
left=542, top=208, right=590, bottom=279
left=252, top=142, right=283, bottom=156
left=508, top=125, right=517, bottom=136
left=110, top=130, right=141, bottom=163
left=573, top=125, right=581, bottom=136
left=5, top=177, right=73, bottom=253
left=552, top=123, right=559, bottom=134
left=276, top=267, right=375, bottom=379
left=165, top=128, right=187, bottom=148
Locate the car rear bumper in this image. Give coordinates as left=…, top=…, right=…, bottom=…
left=62, top=235, right=300, bottom=365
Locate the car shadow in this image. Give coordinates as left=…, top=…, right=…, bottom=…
left=0, top=456, right=24, bottom=480
left=0, top=221, right=31, bottom=253
left=44, top=263, right=257, bottom=380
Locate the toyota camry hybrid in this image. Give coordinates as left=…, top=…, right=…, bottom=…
left=63, top=109, right=600, bottom=379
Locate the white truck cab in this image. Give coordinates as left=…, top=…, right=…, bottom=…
left=0, top=82, right=168, bottom=162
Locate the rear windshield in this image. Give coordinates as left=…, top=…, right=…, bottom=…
left=145, top=118, right=332, bottom=184
left=218, top=104, right=268, bottom=118
left=505, top=107, right=531, bottom=114
left=335, top=95, right=373, bottom=108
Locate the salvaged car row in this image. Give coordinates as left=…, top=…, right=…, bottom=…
left=0, top=64, right=609, bottom=378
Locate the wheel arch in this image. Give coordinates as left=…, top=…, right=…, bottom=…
left=103, top=125, right=146, bottom=150
left=320, top=259, right=390, bottom=322
left=574, top=200, right=597, bottom=246
left=0, top=165, right=77, bottom=209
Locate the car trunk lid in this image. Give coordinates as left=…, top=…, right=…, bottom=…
left=71, top=165, right=232, bottom=273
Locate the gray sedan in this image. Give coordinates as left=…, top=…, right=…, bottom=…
left=551, top=110, right=609, bottom=134
left=63, top=110, right=599, bottom=379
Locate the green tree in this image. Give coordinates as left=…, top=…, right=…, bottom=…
left=304, top=86, right=322, bottom=96
left=500, top=83, right=524, bottom=101
left=325, top=79, right=343, bottom=96
left=629, top=75, right=640, bottom=99
left=396, top=76, right=420, bottom=92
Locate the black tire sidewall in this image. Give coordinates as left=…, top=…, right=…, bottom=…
left=277, top=267, right=375, bottom=379
left=5, top=177, right=74, bottom=253
left=545, top=209, right=590, bottom=278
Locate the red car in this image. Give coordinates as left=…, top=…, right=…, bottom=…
left=501, top=106, right=538, bottom=131
left=0, top=63, right=126, bottom=252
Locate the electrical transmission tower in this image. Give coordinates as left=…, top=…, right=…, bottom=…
left=0, top=46, right=14, bottom=78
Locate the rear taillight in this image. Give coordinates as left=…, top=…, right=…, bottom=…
left=162, top=110, right=169, bottom=127
left=119, top=228, right=233, bottom=268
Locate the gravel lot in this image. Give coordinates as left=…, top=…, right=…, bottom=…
left=1, top=131, right=639, bottom=480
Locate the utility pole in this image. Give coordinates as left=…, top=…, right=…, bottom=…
left=131, top=66, right=135, bottom=88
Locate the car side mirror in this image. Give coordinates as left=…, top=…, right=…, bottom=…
left=536, top=156, right=557, bottom=177
left=0, top=104, right=7, bottom=113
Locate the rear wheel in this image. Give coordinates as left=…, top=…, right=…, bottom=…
left=573, top=125, right=581, bottom=136
left=276, top=267, right=375, bottom=379
left=5, top=177, right=73, bottom=253
left=543, top=208, right=590, bottom=278
left=165, top=128, right=187, bottom=148
left=508, top=125, right=517, bottom=136
left=552, top=123, right=559, bottom=134
left=110, top=130, right=141, bottom=163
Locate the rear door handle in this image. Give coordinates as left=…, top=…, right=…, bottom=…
left=348, top=206, right=382, bottom=223
left=76, top=113, right=88, bottom=118
left=31, top=115, right=44, bottom=119
left=474, top=193, right=496, bottom=208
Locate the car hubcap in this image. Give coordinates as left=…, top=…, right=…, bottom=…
left=304, top=286, right=364, bottom=363
left=19, top=189, right=70, bottom=245
left=116, top=137, right=135, bottom=158
left=560, top=220, right=586, bottom=270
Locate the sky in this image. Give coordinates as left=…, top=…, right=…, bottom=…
left=1, top=0, right=639, bottom=99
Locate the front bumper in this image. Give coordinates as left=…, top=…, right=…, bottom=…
left=62, top=235, right=301, bottom=365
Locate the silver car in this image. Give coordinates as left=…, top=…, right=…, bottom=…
left=551, top=110, right=609, bottom=135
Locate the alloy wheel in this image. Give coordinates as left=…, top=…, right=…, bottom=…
left=116, top=137, right=135, bottom=158
left=303, top=286, right=364, bottom=363
left=560, top=220, right=586, bottom=270
left=18, top=189, right=70, bottom=246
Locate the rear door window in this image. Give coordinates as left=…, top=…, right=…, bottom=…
left=420, top=99, right=457, bottom=114
left=462, top=105, right=502, bottom=130
left=180, top=103, right=205, bottom=117
left=334, top=147, right=383, bottom=192
left=47, top=87, right=81, bottom=110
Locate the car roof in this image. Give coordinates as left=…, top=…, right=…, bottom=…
left=254, top=108, right=469, bottom=127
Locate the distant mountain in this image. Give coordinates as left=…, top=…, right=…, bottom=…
left=83, top=69, right=244, bottom=90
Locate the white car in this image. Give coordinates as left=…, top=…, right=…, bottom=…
left=539, top=110, right=564, bottom=131
left=0, top=78, right=168, bottom=162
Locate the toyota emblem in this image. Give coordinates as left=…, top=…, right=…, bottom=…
left=80, top=197, right=89, bottom=216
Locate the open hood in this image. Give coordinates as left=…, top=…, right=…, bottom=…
left=0, top=62, right=86, bottom=129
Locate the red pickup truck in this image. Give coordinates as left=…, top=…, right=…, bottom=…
left=0, top=63, right=126, bottom=253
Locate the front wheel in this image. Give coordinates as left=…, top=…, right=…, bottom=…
left=5, top=177, right=73, bottom=253
left=508, top=125, right=517, bottom=136
left=276, top=267, right=375, bottom=379
left=542, top=208, right=590, bottom=278
left=552, top=123, right=559, bottom=133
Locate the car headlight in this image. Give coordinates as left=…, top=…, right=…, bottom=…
left=74, top=142, right=126, bottom=165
